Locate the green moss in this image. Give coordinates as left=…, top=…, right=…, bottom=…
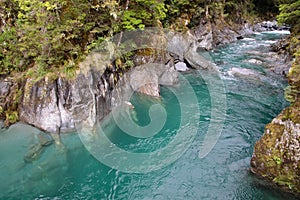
left=273, top=156, right=283, bottom=165
left=46, top=72, right=59, bottom=82
left=252, top=110, right=300, bottom=193
left=280, top=104, right=300, bottom=124
left=5, top=110, right=18, bottom=124
left=273, top=176, right=295, bottom=190
left=62, top=60, right=77, bottom=80
left=286, top=35, right=300, bottom=107
left=136, top=48, right=156, bottom=56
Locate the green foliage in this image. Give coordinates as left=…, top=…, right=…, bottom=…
left=285, top=85, right=298, bottom=103
left=164, top=0, right=206, bottom=27
left=277, top=0, right=300, bottom=33
left=285, top=36, right=300, bottom=105
left=0, top=0, right=120, bottom=76
left=121, top=0, right=167, bottom=30
left=0, top=0, right=292, bottom=78
left=273, top=155, right=283, bottom=165
left=273, top=175, right=295, bottom=190
left=252, top=0, right=279, bottom=17
left=63, top=60, right=77, bottom=79
left=0, top=27, right=24, bottom=74
left=164, top=0, right=256, bottom=28
left=0, top=0, right=170, bottom=77
left=5, top=110, right=19, bottom=124
left=122, top=10, right=144, bottom=30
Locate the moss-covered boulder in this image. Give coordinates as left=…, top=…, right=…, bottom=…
left=251, top=105, right=300, bottom=193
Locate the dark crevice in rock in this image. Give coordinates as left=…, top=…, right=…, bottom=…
left=54, top=79, right=62, bottom=131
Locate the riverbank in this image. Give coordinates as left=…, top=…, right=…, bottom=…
left=1, top=29, right=297, bottom=200
left=1, top=22, right=297, bottom=195
left=1, top=0, right=299, bottom=197
left=250, top=33, right=300, bottom=194
left=0, top=19, right=287, bottom=134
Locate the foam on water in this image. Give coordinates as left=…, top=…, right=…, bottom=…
left=242, top=38, right=256, bottom=41
left=262, top=30, right=290, bottom=34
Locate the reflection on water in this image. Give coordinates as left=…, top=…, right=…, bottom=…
left=0, top=31, right=298, bottom=199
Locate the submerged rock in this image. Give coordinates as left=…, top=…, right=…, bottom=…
left=23, top=132, right=53, bottom=162
left=37, top=132, right=53, bottom=146
left=24, top=143, right=44, bottom=163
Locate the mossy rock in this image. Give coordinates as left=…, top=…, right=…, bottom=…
left=282, top=104, right=300, bottom=124
left=251, top=109, right=300, bottom=193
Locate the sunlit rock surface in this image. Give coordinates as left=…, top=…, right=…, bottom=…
left=251, top=105, right=300, bottom=193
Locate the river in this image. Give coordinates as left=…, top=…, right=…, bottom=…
left=0, top=31, right=297, bottom=199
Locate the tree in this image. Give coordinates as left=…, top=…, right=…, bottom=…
left=0, top=0, right=119, bottom=76
left=252, top=0, right=279, bottom=17
left=120, top=0, right=167, bottom=30
left=277, top=0, right=300, bottom=33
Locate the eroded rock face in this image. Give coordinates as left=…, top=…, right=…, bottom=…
left=191, top=19, right=243, bottom=50
left=70, top=71, right=111, bottom=129
left=112, top=63, right=178, bottom=107
left=251, top=105, right=300, bottom=193
left=1, top=20, right=268, bottom=133
left=19, top=78, right=63, bottom=133
left=18, top=68, right=113, bottom=133
left=0, top=77, right=21, bottom=126
left=129, top=64, right=161, bottom=97
left=13, top=60, right=178, bottom=134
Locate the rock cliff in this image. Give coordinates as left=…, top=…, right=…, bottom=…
left=0, top=20, right=284, bottom=134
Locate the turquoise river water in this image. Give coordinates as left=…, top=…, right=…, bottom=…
left=0, top=31, right=297, bottom=199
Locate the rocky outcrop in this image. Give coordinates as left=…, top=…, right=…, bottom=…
left=19, top=77, right=74, bottom=134
left=253, top=20, right=290, bottom=32
left=191, top=19, right=240, bottom=50
left=251, top=105, right=300, bottom=193
left=0, top=20, right=287, bottom=134
left=190, top=19, right=290, bottom=51
left=251, top=39, right=300, bottom=194
left=0, top=77, right=21, bottom=126
left=17, top=69, right=114, bottom=134
left=112, top=63, right=178, bottom=106
left=2, top=53, right=179, bottom=134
